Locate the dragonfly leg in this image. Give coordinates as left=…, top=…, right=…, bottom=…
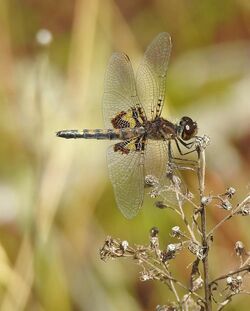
left=174, top=138, right=198, bottom=156
left=165, top=141, right=189, bottom=198
left=167, top=140, right=199, bottom=172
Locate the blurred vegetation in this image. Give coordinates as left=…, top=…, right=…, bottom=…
left=0, top=0, right=249, bottom=310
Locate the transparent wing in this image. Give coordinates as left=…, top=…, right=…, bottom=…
left=102, top=52, right=144, bottom=129
left=144, top=140, right=187, bottom=207
left=107, top=142, right=144, bottom=219
left=136, top=32, right=172, bottom=120
left=144, top=140, right=168, bottom=180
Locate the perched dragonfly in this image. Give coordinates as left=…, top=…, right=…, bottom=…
left=57, top=32, right=198, bottom=219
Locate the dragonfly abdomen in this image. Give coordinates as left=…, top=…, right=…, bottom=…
left=57, top=127, right=146, bottom=140
left=57, top=129, right=121, bottom=140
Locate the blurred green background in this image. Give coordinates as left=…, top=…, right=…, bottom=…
left=0, top=0, right=250, bottom=310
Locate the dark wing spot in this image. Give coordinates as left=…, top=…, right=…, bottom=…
left=114, top=136, right=146, bottom=155
left=114, top=142, right=130, bottom=154
left=132, top=107, right=143, bottom=127
left=138, top=107, right=147, bottom=122
left=111, top=111, right=130, bottom=129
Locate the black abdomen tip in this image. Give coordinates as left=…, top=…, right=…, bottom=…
left=56, top=130, right=79, bottom=139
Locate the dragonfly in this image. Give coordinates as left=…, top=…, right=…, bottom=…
left=57, top=32, right=198, bottom=219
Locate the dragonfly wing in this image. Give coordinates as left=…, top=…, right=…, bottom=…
left=144, top=140, right=168, bottom=181
left=144, top=140, right=187, bottom=207
left=136, top=32, right=172, bottom=120
left=102, top=52, right=145, bottom=129
left=107, top=138, right=145, bottom=219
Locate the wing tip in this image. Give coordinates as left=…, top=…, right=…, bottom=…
left=109, top=51, right=131, bottom=62
left=120, top=208, right=139, bottom=219
left=158, top=32, right=172, bottom=45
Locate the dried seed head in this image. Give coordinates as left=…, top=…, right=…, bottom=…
left=121, top=240, right=129, bottom=251
left=167, top=244, right=176, bottom=252
left=236, top=275, right=242, bottom=284
left=220, top=199, right=232, bottom=211
left=162, top=243, right=182, bottom=262
left=145, top=175, right=159, bottom=187
left=161, top=249, right=175, bottom=262
left=225, top=187, right=236, bottom=198
left=226, top=276, right=233, bottom=285
left=226, top=275, right=242, bottom=293
left=150, top=227, right=159, bottom=237
left=188, top=242, right=207, bottom=260
left=201, top=196, right=212, bottom=206
left=235, top=241, right=245, bottom=256
left=100, top=236, right=120, bottom=261
left=171, top=226, right=181, bottom=238
left=238, top=202, right=250, bottom=216
left=140, top=271, right=151, bottom=281
left=226, top=276, right=233, bottom=284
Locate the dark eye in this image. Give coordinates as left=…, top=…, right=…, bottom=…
left=180, top=116, right=198, bottom=140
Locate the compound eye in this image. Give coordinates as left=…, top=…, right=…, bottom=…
left=181, top=117, right=198, bottom=140
left=180, top=116, right=191, bottom=126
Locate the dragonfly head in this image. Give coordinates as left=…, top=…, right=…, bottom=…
left=179, top=116, right=198, bottom=141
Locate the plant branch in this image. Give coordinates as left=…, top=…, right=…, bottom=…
left=207, top=195, right=250, bottom=238
left=126, top=245, right=205, bottom=302
left=197, top=146, right=212, bottom=311
left=176, top=194, right=198, bottom=244
left=209, top=265, right=250, bottom=285
left=217, top=291, right=250, bottom=311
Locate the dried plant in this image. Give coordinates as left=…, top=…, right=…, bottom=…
left=100, top=135, right=250, bottom=311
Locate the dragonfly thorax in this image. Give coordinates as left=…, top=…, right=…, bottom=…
left=145, top=117, right=176, bottom=140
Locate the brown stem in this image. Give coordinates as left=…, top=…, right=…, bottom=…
left=197, top=146, right=212, bottom=311
left=200, top=207, right=211, bottom=311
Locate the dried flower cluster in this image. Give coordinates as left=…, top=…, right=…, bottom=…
left=100, top=135, right=250, bottom=310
